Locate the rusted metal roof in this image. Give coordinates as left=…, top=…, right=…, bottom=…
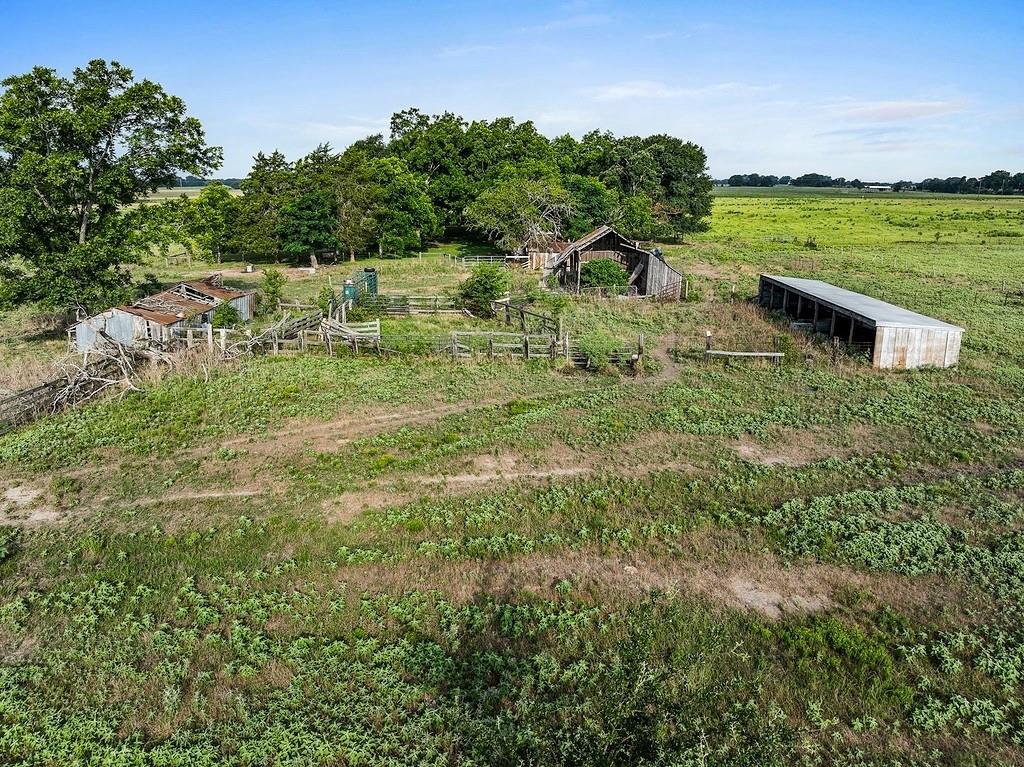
left=179, top=278, right=256, bottom=301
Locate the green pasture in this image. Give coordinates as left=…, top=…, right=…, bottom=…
left=2, top=188, right=1024, bottom=765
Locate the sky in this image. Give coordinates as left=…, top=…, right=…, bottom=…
left=3, top=0, right=1022, bottom=180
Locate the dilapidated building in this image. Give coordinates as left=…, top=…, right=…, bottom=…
left=71, top=276, right=256, bottom=352
left=758, top=274, right=963, bottom=369
left=546, top=225, right=683, bottom=299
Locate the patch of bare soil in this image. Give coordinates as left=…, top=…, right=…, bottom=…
left=1, top=484, right=64, bottom=527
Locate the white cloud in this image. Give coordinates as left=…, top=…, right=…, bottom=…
left=838, top=99, right=968, bottom=122
left=521, top=13, right=610, bottom=33
left=438, top=43, right=499, bottom=58
left=587, top=80, right=774, bottom=102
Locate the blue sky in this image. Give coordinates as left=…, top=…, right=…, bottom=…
left=3, top=0, right=1022, bottom=179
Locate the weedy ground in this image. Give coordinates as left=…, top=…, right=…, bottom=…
left=1, top=189, right=1024, bottom=765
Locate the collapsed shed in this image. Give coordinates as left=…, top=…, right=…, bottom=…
left=546, top=225, right=683, bottom=299
left=757, top=274, right=963, bottom=369
left=71, top=276, right=256, bottom=352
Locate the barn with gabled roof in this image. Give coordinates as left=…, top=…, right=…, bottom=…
left=545, top=225, right=683, bottom=299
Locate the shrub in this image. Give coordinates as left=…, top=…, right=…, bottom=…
left=580, top=259, right=628, bottom=288
left=316, top=284, right=335, bottom=314
left=259, top=268, right=286, bottom=313
left=459, top=263, right=509, bottom=315
left=577, top=330, right=624, bottom=370
left=211, top=302, right=240, bottom=328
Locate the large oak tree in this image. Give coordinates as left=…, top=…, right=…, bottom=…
left=0, top=59, right=221, bottom=309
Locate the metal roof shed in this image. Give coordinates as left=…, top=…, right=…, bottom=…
left=757, top=274, right=963, bottom=369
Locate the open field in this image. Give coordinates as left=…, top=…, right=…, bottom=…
left=2, top=190, right=1024, bottom=764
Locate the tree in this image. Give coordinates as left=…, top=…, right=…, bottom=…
left=277, top=191, right=338, bottom=264
left=617, top=194, right=656, bottom=240
left=191, top=182, right=237, bottom=262
left=228, top=150, right=293, bottom=258
left=642, top=135, right=713, bottom=235
left=564, top=174, right=618, bottom=239
left=579, top=259, right=628, bottom=288
left=458, top=263, right=509, bottom=314
left=0, top=59, right=221, bottom=309
left=464, top=176, right=573, bottom=252
left=360, top=157, right=438, bottom=257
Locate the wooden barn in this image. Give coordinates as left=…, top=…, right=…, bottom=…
left=757, top=274, right=963, bottom=369
left=546, top=225, right=683, bottom=299
left=71, top=276, right=256, bottom=352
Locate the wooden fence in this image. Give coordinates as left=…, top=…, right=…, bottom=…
left=489, top=300, right=560, bottom=335
left=361, top=294, right=463, bottom=315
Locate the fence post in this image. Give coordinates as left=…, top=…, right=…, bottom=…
left=550, top=337, right=557, bottom=360
left=831, top=336, right=840, bottom=366
left=772, top=337, right=781, bottom=368
left=637, top=333, right=645, bottom=364
left=451, top=332, right=458, bottom=361
left=563, top=334, right=570, bottom=361
left=187, top=327, right=194, bottom=349
left=219, top=329, right=227, bottom=352
left=206, top=325, right=214, bottom=352
left=298, top=331, right=306, bottom=353
left=684, top=279, right=690, bottom=301
left=704, top=330, right=712, bottom=363
left=523, top=334, right=529, bottom=360
left=488, top=336, right=494, bottom=360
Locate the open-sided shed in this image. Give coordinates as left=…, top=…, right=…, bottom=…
left=757, top=274, right=963, bottom=369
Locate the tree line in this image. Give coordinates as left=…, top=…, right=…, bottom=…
left=720, top=170, right=1024, bottom=194
left=0, top=60, right=713, bottom=311
left=160, top=108, right=714, bottom=266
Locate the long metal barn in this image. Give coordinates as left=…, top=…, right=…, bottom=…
left=757, top=275, right=963, bottom=369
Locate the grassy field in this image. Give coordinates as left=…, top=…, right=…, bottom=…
left=2, top=189, right=1024, bottom=765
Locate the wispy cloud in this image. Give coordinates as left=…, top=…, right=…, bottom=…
left=587, top=80, right=774, bottom=102
left=437, top=43, right=499, bottom=58
left=644, top=31, right=676, bottom=40
left=522, top=13, right=610, bottom=33
left=839, top=99, right=969, bottom=122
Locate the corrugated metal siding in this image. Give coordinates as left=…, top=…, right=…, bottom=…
left=230, top=294, right=255, bottom=321
left=873, top=326, right=961, bottom=369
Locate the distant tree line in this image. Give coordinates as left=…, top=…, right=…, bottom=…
left=719, top=170, right=1024, bottom=194
left=174, top=175, right=243, bottom=189
left=0, top=59, right=713, bottom=311
left=161, top=109, right=714, bottom=265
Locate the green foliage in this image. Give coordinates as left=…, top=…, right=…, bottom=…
left=458, top=263, right=509, bottom=314
left=464, top=175, right=573, bottom=252
left=0, top=59, right=221, bottom=309
left=211, top=302, right=240, bottom=329
left=259, top=268, right=286, bottom=313
left=577, top=330, right=625, bottom=370
left=277, top=190, right=338, bottom=260
left=579, top=258, right=628, bottom=288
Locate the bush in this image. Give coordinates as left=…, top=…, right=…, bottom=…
left=259, top=268, right=286, bottom=313
left=577, top=330, right=624, bottom=371
left=211, top=302, right=240, bottom=328
left=316, top=285, right=335, bottom=314
left=580, top=259, right=628, bottom=288
left=459, top=264, right=509, bottom=315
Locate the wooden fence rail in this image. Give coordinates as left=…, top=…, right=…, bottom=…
left=489, top=300, right=560, bottom=335
left=361, top=294, right=463, bottom=315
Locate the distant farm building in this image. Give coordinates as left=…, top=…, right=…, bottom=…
left=546, top=225, right=684, bottom=299
left=758, top=275, right=963, bottom=369
left=72, top=276, right=255, bottom=352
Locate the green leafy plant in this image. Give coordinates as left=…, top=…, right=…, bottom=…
left=458, top=263, right=509, bottom=315
left=579, top=258, right=628, bottom=288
